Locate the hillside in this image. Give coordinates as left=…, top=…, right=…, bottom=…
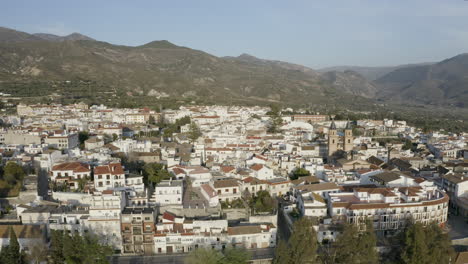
left=0, top=27, right=376, bottom=110
left=33, top=32, right=95, bottom=42
left=0, top=26, right=467, bottom=112
left=320, top=70, right=377, bottom=98
left=318, top=63, right=434, bottom=81
left=375, top=54, right=468, bottom=108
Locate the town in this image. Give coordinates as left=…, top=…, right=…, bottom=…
left=0, top=102, right=466, bottom=263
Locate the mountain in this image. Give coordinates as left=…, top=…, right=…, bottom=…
left=34, top=32, right=95, bottom=42
left=375, top=54, right=468, bottom=108
left=318, top=63, right=433, bottom=81
left=0, top=26, right=466, bottom=111
left=0, top=27, right=42, bottom=42
left=0, top=27, right=375, bottom=109
left=225, top=54, right=319, bottom=77
left=320, top=70, right=377, bottom=98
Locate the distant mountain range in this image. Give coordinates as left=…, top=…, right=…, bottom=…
left=318, top=63, right=434, bottom=81
left=0, top=26, right=467, bottom=110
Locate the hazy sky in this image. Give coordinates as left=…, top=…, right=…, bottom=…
left=2, top=0, right=468, bottom=68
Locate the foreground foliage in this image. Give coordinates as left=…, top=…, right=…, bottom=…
left=274, top=217, right=318, bottom=264
left=185, top=246, right=250, bottom=264
left=49, top=230, right=113, bottom=264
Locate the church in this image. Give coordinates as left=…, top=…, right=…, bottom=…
left=327, top=121, right=353, bottom=157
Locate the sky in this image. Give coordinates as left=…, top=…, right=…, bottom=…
left=2, top=0, right=468, bottom=68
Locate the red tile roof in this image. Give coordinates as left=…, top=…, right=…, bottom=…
left=162, top=212, right=175, bottom=222
left=52, top=162, right=90, bottom=173
left=250, top=164, right=264, bottom=171
left=94, top=163, right=124, bottom=175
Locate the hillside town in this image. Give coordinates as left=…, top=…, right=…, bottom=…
left=0, top=103, right=467, bottom=263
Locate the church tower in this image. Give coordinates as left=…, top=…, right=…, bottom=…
left=328, top=121, right=338, bottom=156
left=344, top=121, right=353, bottom=152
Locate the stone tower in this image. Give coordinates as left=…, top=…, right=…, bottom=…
left=344, top=121, right=353, bottom=151
left=328, top=121, right=338, bottom=156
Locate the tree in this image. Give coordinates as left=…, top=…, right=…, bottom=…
left=49, top=230, right=112, bottom=264
left=249, top=190, right=276, bottom=214
left=78, top=131, right=89, bottom=149
left=274, top=217, right=318, bottom=264
left=188, top=122, right=202, bottom=143
left=331, top=221, right=377, bottom=264
left=2, top=162, right=25, bottom=185
left=185, top=247, right=223, bottom=264
left=27, top=242, right=48, bottom=264
left=222, top=246, right=251, bottom=264
left=396, top=222, right=454, bottom=264
left=143, top=163, right=171, bottom=185
left=273, top=240, right=291, bottom=264
left=148, top=115, right=156, bottom=125
left=289, top=217, right=318, bottom=264
left=185, top=246, right=250, bottom=264
left=0, top=227, right=26, bottom=264
left=49, top=229, right=65, bottom=263
left=112, top=133, right=119, bottom=141
left=402, top=140, right=414, bottom=151
left=290, top=167, right=311, bottom=180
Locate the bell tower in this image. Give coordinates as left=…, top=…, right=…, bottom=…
left=328, top=121, right=338, bottom=156
left=344, top=121, right=353, bottom=152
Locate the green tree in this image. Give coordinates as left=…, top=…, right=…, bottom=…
left=331, top=221, right=377, bottom=264
left=274, top=217, right=318, bottom=264
left=222, top=246, right=251, bottom=264
left=396, top=222, right=454, bottom=264
left=0, top=227, right=26, bottom=264
left=112, top=133, right=119, bottom=141
left=2, top=162, right=25, bottom=185
left=402, top=140, right=414, bottom=151
left=249, top=190, right=276, bottom=214
left=78, top=131, right=89, bottom=149
left=273, top=240, right=291, bottom=264
left=148, top=115, right=156, bottom=125
left=49, top=230, right=112, bottom=264
left=290, top=167, right=311, bottom=180
left=185, top=247, right=223, bottom=264
left=400, top=222, right=430, bottom=264
left=143, top=163, right=171, bottom=185
left=50, top=230, right=65, bottom=263
left=188, top=122, right=202, bottom=143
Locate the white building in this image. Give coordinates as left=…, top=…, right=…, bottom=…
left=94, top=163, right=126, bottom=191
left=152, top=179, right=183, bottom=206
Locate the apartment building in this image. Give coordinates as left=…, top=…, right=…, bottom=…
left=151, top=179, right=183, bottom=206
left=94, top=163, right=126, bottom=191
left=121, top=207, right=156, bottom=255
left=213, top=179, right=241, bottom=202
left=329, top=186, right=449, bottom=235
left=153, top=212, right=276, bottom=254
left=51, top=162, right=91, bottom=189
left=45, top=130, right=79, bottom=149
left=88, top=190, right=126, bottom=250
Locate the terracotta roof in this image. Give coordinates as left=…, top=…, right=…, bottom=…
left=228, top=225, right=262, bottom=235
left=94, top=163, right=124, bottom=175
left=200, top=184, right=217, bottom=198
left=213, top=179, right=239, bottom=189
left=295, top=182, right=341, bottom=192
left=220, top=166, right=236, bottom=173
left=162, top=212, right=176, bottom=222
left=250, top=164, right=264, bottom=171
left=370, top=171, right=401, bottom=183
left=52, top=162, right=90, bottom=173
